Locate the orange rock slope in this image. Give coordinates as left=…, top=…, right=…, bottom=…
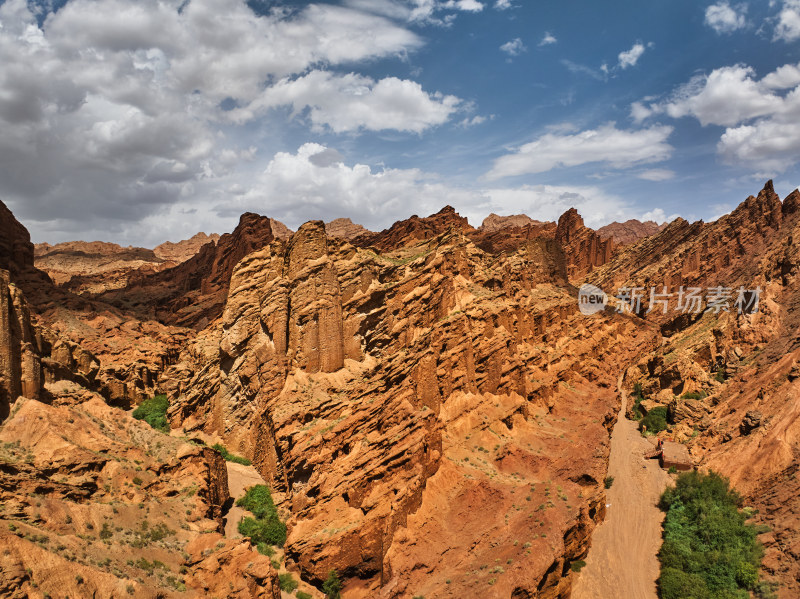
left=2, top=182, right=800, bottom=598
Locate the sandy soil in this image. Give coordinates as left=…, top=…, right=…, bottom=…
left=572, top=376, right=672, bottom=599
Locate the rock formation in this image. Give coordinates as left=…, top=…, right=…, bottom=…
left=3, top=181, right=800, bottom=597
left=479, top=213, right=547, bottom=233
left=325, top=218, right=371, bottom=240
left=153, top=232, right=221, bottom=263
left=597, top=219, right=665, bottom=245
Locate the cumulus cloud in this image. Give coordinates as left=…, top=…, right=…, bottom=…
left=539, top=32, right=557, bottom=46
left=618, top=42, right=646, bottom=69
left=221, top=142, right=483, bottom=228
left=704, top=2, right=747, bottom=34
left=227, top=71, right=461, bottom=133
left=485, top=124, right=674, bottom=179
left=633, top=61, right=800, bottom=172
left=774, top=0, right=800, bottom=41
left=500, top=37, right=526, bottom=56
left=494, top=0, right=513, bottom=8
left=0, top=0, right=470, bottom=242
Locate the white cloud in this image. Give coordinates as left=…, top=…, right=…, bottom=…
left=637, top=61, right=800, bottom=172
left=775, top=0, right=800, bottom=41
left=640, top=207, right=678, bottom=224
left=500, top=37, right=526, bottom=56
left=630, top=101, right=654, bottom=123
left=704, top=2, right=747, bottom=34
left=224, top=142, right=483, bottom=228
left=0, top=0, right=471, bottom=242
left=539, top=32, right=557, bottom=46
left=663, top=66, right=783, bottom=126
left=443, top=0, right=484, bottom=11
left=494, top=0, right=513, bottom=9
left=618, top=42, right=646, bottom=69
left=485, top=123, right=674, bottom=179
left=637, top=169, right=676, bottom=181
left=227, top=71, right=461, bottom=133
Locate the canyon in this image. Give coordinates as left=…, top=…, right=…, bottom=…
left=0, top=181, right=798, bottom=598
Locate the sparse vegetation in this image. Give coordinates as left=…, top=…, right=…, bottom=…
left=639, top=406, right=669, bottom=435
left=211, top=443, right=252, bottom=465
left=323, top=569, right=342, bottom=599
left=132, top=394, right=169, bottom=433
left=657, top=471, right=764, bottom=599
left=681, top=391, right=708, bottom=400
left=570, top=560, right=587, bottom=573
left=296, top=592, right=313, bottom=599
left=279, top=573, right=299, bottom=592
left=604, top=476, right=615, bottom=489
left=237, top=485, right=287, bottom=546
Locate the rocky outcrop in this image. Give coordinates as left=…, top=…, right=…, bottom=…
left=352, top=205, right=474, bottom=251
left=556, top=208, right=615, bottom=279
left=166, top=220, right=657, bottom=596
left=0, top=394, right=271, bottom=599
left=101, top=212, right=279, bottom=328
left=0, top=270, right=42, bottom=420
left=153, top=232, right=221, bottom=263
left=325, top=218, right=370, bottom=240
left=597, top=219, right=665, bottom=245
left=0, top=199, right=35, bottom=277
left=479, top=213, right=547, bottom=234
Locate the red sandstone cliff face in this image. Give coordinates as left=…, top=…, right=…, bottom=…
left=100, top=212, right=279, bottom=329
left=479, top=213, right=547, bottom=233
left=351, top=205, right=475, bottom=251
left=555, top=208, right=615, bottom=280
left=325, top=218, right=371, bottom=240
left=165, top=220, right=656, bottom=597
left=153, top=232, right=221, bottom=263
left=597, top=219, right=665, bottom=245
left=0, top=201, right=35, bottom=278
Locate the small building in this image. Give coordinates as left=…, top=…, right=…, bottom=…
left=659, top=441, right=693, bottom=471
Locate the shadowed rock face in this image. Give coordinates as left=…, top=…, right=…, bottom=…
left=0, top=200, right=34, bottom=277
left=556, top=208, right=615, bottom=279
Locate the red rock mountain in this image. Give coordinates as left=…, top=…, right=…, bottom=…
left=597, top=219, right=665, bottom=245
left=2, top=183, right=800, bottom=598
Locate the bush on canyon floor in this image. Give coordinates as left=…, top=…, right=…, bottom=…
left=237, top=485, right=287, bottom=546
left=323, top=570, right=342, bottom=599
left=657, top=471, right=763, bottom=599
left=639, top=406, right=668, bottom=435
left=278, top=573, right=299, bottom=592
left=132, top=394, right=169, bottom=433
left=211, top=443, right=252, bottom=465
left=296, top=592, right=312, bottom=599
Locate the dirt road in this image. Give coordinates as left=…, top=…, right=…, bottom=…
left=572, top=376, right=671, bottom=599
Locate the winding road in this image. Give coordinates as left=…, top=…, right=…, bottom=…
left=572, top=376, right=671, bottom=599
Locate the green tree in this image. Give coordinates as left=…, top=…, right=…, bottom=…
left=323, top=569, right=342, bottom=599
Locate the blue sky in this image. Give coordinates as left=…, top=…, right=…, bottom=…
left=1, top=0, right=800, bottom=245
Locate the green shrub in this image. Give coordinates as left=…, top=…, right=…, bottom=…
left=323, top=569, right=342, bottom=599
left=256, top=542, right=275, bottom=556
left=296, top=593, right=312, bottom=599
left=604, top=476, right=615, bottom=489
left=681, top=391, right=708, bottom=400
left=657, top=471, right=763, bottom=599
left=639, top=406, right=669, bottom=434
left=279, top=573, right=299, bottom=592
left=238, top=516, right=287, bottom=547
left=570, top=560, right=587, bottom=573
left=132, top=395, right=169, bottom=433
left=212, top=443, right=252, bottom=465
left=236, top=485, right=286, bottom=546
